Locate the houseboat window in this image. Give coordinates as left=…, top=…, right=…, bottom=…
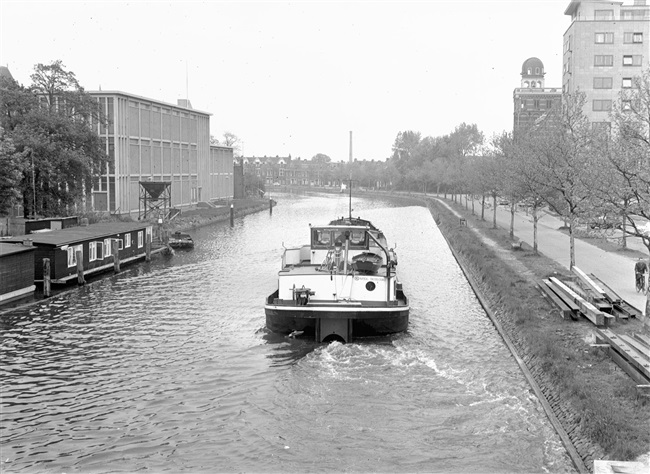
left=67, top=244, right=83, bottom=268
left=116, top=239, right=124, bottom=250
left=104, top=238, right=112, bottom=258
left=89, top=242, right=98, bottom=262
left=138, top=231, right=144, bottom=248
left=125, top=234, right=132, bottom=248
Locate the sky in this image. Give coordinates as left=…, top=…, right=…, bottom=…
left=1, top=0, right=572, bottom=161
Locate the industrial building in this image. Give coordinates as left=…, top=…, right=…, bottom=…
left=86, top=91, right=234, bottom=216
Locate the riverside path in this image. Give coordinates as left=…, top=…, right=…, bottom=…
left=447, top=196, right=648, bottom=319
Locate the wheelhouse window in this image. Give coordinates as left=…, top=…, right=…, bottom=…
left=125, top=233, right=132, bottom=248
left=312, top=229, right=332, bottom=248
left=349, top=230, right=367, bottom=246
left=138, top=231, right=144, bottom=248
left=104, top=238, right=112, bottom=258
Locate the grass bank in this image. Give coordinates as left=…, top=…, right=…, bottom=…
left=423, top=195, right=649, bottom=466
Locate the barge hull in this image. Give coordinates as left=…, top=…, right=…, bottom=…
left=265, top=291, right=409, bottom=337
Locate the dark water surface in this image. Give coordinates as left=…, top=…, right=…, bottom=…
left=1, top=192, right=574, bottom=473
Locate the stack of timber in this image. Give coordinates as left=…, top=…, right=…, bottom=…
left=589, top=272, right=643, bottom=319
left=538, top=267, right=642, bottom=326
left=538, top=275, right=614, bottom=326
left=571, top=267, right=613, bottom=314
left=538, top=278, right=580, bottom=320
left=594, top=329, right=650, bottom=388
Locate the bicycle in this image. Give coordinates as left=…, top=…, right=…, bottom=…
left=636, top=272, right=648, bottom=295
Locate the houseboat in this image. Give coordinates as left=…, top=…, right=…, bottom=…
left=265, top=215, right=409, bottom=343
left=0, top=241, right=36, bottom=305
left=4, top=222, right=154, bottom=284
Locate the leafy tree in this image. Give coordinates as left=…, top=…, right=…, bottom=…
left=0, top=127, right=25, bottom=214
left=593, top=68, right=650, bottom=252
left=1, top=61, right=107, bottom=217
left=391, top=130, right=421, bottom=174
left=604, top=68, right=650, bottom=316
left=445, top=122, right=484, bottom=157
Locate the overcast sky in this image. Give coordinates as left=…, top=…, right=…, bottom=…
left=1, top=0, right=571, bottom=161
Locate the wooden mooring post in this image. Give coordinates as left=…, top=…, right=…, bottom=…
left=145, top=233, right=152, bottom=262
left=230, top=203, right=234, bottom=226
left=112, top=239, right=121, bottom=273
left=269, top=198, right=273, bottom=215
left=43, top=258, right=51, bottom=297
left=76, top=250, right=85, bottom=285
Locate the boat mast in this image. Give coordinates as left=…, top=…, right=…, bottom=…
left=348, top=178, right=352, bottom=219
left=348, top=131, right=353, bottom=220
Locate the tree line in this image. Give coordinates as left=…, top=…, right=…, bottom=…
left=332, top=69, right=649, bottom=265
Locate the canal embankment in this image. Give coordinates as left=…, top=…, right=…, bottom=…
left=161, top=198, right=275, bottom=233
left=419, top=194, right=649, bottom=470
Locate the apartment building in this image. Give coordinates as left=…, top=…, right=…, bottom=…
left=513, top=57, right=562, bottom=133
left=563, top=0, right=650, bottom=127
left=87, top=92, right=234, bottom=216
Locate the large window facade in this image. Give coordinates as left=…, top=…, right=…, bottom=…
left=89, top=92, right=211, bottom=217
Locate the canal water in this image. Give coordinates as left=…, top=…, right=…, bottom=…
left=1, top=192, right=575, bottom=473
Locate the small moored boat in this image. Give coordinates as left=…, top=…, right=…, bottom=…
left=168, top=231, right=194, bottom=249
left=265, top=213, right=409, bottom=343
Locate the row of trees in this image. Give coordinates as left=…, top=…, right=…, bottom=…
left=1, top=61, right=108, bottom=218
left=327, top=69, right=649, bottom=269
left=442, top=70, right=649, bottom=270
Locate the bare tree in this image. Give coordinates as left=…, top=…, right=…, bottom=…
left=524, top=92, right=595, bottom=269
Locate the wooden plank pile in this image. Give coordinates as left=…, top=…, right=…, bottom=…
left=537, top=278, right=579, bottom=320
left=594, top=328, right=650, bottom=388
left=571, top=267, right=613, bottom=313
left=589, top=272, right=643, bottom=319
left=537, top=266, right=643, bottom=327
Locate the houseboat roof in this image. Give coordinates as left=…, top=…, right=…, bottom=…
left=4, top=222, right=150, bottom=247
left=0, top=242, right=36, bottom=257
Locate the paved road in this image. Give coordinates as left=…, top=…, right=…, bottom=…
left=443, top=196, right=649, bottom=317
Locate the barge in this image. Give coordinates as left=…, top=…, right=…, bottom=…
left=265, top=215, right=409, bottom=343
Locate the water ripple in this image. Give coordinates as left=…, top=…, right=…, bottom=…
left=0, top=194, right=573, bottom=473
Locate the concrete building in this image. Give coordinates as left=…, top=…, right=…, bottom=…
left=562, top=0, right=650, bottom=128
left=513, top=57, right=562, bottom=133
left=87, top=91, right=234, bottom=216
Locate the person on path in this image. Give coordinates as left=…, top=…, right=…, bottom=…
left=635, top=258, right=648, bottom=290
